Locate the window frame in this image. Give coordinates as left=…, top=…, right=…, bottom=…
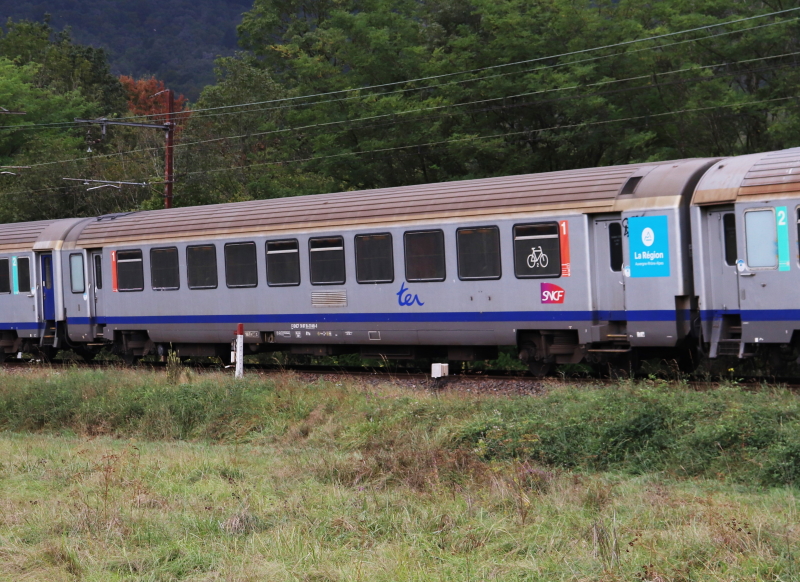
left=266, top=239, right=301, bottom=287
left=150, top=246, right=180, bottom=291
left=355, top=232, right=394, bottom=284
left=116, top=249, right=145, bottom=292
left=512, top=221, right=562, bottom=279
left=0, top=258, right=10, bottom=294
left=93, top=254, right=102, bottom=290
left=609, top=222, right=623, bottom=272
left=308, top=236, right=346, bottom=286
left=69, top=253, right=86, bottom=294
left=224, top=241, right=258, bottom=289
left=743, top=208, right=778, bottom=270
left=723, top=213, right=738, bottom=267
left=17, top=256, right=31, bottom=294
left=404, top=229, right=446, bottom=283
left=186, top=244, right=219, bottom=290
left=455, top=225, right=502, bottom=281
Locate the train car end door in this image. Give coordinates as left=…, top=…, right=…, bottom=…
left=40, top=254, right=55, bottom=321
left=90, top=251, right=105, bottom=339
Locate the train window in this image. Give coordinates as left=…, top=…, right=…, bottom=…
left=405, top=230, right=445, bottom=282
left=266, top=240, right=300, bottom=286
left=17, top=257, right=31, bottom=293
left=69, top=254, right=85, bottom=293
left=457, top=226, right=501, bottom=280
left=609, top=223, right=623, bottom=272
left=744, top=209, right=777, bottom=269
left=187, top=245, right=218, bottom=289
left=309, top=237, right=345, bottom=285
left=0, top=259, right=9, bottom=293
left=355, top=233, right=393, bottom=284
left=151, top=247, right=180, bottom=290
left=117, top=249, right=144, bottom=291
left=94, top=255, right=102, bottom=290
left=513, top=223, right=561, bottom=278
left=723, top=213, right=737, bottom=266
left=225, top=242, right=258, bottom=288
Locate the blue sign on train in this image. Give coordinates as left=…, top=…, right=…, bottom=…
left=628, top=215, right=670, bottom=278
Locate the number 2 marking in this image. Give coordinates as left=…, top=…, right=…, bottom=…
left=778, top=209, right=787, bottom=226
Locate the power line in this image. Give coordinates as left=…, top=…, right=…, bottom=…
left=17, top=50, right=800, bottom=170
left=1, top=11, right=797, bottom=133
left=177, top=96, right=795, bottom=176
left=3, top=95, right=794, bottom=199
left=124, top=6, right=800, bottom=119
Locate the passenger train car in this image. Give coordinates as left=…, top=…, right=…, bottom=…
left=0, top=147, right=798, bottom=372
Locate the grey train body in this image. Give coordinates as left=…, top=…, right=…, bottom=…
left=0, top=148, right=798, bottom=370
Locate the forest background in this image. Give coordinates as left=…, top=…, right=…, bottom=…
left=1, top=0, right=800, bottom=223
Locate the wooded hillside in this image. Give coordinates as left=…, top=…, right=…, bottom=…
left=1, top=0, right=799, bottom=221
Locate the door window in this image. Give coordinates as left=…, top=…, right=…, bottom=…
left=723, top=213, right=737, bottom=266
left=70, top=254, right=85, bottom=293
left=609, top=223, right=623, bottom=272
left=744, top=209, right=777, bottom=268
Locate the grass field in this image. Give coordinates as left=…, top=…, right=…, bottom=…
left=0, top=368, right=798, bottom=581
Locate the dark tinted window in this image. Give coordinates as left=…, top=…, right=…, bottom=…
left=355, top=233, right=393, bottom=283
left=151, top=247, right=179, bottom=290
left=187, top=245, right=218, bottom=289
left=405, top=230, right=445, bottom=282
left=457, top=227, right=501, bottom=280
left=0, top=259, right=9, bottom=293
left=94, top=255, right=102, bottom=290
left=267, top=240, right=300, bottom=286
left=225, top=242, right=258, bottom=288
left=723, top=213, right=737, bottom=267
left=17, top=257, right=31, bottom=293
left=309, top=237, right=345, bottom=285
left=117, top=250, right=144, bottom=291
left=609, top=222, right=623, bottom=272
left=513, top=223, right=561, bottom=278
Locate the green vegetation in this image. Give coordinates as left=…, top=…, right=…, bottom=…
left=1, top=2, right=250, bottom=100
left=3, top=1, right=800, bottom=220
left=0, top=368, right=798, bottom=580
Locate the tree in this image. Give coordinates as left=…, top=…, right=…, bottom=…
left=232, top=0, right=800, bottom=191
left=119, top=76, right=188, bottom=118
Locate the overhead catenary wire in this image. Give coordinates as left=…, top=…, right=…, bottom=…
left=14, top=50, right=800, bottom=170
left=123, top=6, right=800, bottom=120
left=1, top=8, right=798, bottom=132
left=4, top=95, right=794, bottom=198
left=179, top=96, right=796, bottom=177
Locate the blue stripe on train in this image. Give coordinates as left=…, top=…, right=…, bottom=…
left=11, top=309, right=800, bottom=330
left=64, top=309, right=685, bottom=326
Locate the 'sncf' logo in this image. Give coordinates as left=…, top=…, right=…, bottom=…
left=541, top=283, right=565, bottom=304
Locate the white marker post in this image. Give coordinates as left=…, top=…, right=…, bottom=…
left=235, top=323, right=244, bottom=379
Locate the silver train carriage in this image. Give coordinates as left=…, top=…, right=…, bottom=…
left=0, top=147, right=798, bottom=371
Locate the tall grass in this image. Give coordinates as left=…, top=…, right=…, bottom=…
left=0, top=369, right=798, bottom=487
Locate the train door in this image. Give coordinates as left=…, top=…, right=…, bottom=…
left=39, top=253, right=56, bottom=347
left=704, top=209, right=742, bottom=357
left=592, top=218, right=626, bottom=317
left=89, top=251, right=105, bottom=339
left=735, top=204, right=792, bottom=348
left=705, top=210, right=740, bottom=312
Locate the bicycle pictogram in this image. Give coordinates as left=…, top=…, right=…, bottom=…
left=526, top=246, right=549, bottom=269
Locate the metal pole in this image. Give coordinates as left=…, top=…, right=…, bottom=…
left=235, top=323, right=244, bottom=379
left=164, top=89, right=175, bottom=209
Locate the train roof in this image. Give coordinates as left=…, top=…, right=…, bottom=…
left=71, top=157, right=714, bottom=247
left=0, top=219, right=58, bottom=253
left=692, top=147, right=800, bottom=205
